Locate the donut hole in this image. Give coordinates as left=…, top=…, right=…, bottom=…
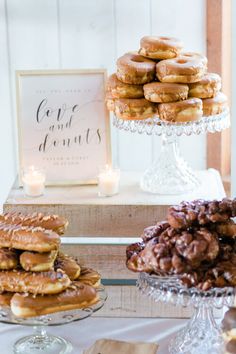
left=176, top=59, right=188, bottom=64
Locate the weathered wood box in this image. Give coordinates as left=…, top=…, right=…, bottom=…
left=4, top=171, right=225, bottom=317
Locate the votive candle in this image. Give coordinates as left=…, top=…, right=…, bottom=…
left=98, top=165, right=120, bottom=197
left=22, top=166, right=46, bottom=197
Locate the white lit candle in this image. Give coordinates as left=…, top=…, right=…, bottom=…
left=98, top=165, right=120, bottom=197
left=22, top=166, right=46, bottom=197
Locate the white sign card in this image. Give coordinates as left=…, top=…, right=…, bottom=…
left=16, top=70, right=111, bottom=185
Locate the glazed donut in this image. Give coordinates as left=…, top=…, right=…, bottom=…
left=180, top=52, right=208, bottom=67
left=0, top=292, right=13, bottom=307
left=0, top=248, right=18, bottom=270
left=20, top=250, right=58, bottom=272
left=0, top=212, right=68, bottom=235
left=0, top=270, right=70, bottom=294
left=54, top=252, right=81, bottom=280
left=0, top=223, right=60, bottom=252
left=78, top=267, right=101, bottom=288
left=10, top=282, right=98, bottom=318
left=188, top=73, right=221, bottom=98
left=139, top=36, right=183, bottom=59
left=158, top=98, right=203, bottom=123
left=106, top=73, right=144, bottom=99
left=114, top=98, right=157, bottom=120
left=116, top=53, right=156, bottom=84
left=105, top=93, right=115, bottom=112
left=156, top=56, right=206, bottom=83
left=144, top=82, right=188, bottom=103
left=202, top=92, right=228, bottom=116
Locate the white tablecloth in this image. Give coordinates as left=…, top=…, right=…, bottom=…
left=0, top=317, right=187, bottom=354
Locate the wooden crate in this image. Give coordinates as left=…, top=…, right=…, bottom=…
left=3, top=170, right=225, bottom=317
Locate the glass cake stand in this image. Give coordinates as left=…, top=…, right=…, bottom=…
left=113, top=109, right=230, bottom=194
left=137, top=272, right=234, bottom=354
left=0, top=287, right=107, bottom=354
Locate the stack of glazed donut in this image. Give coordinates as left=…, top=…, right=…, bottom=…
left=0, top=212, right=101, bottom=318
left=106, top=36, right=228, bottom=122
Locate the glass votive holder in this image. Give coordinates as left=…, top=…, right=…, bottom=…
left=22, top=166, right=46, bottom=197
left=98, top=166, right=120, bottom=197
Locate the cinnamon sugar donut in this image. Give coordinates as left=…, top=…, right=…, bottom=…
left=156, top=56, right=206, bottom=83
left=188, top=73, right=221, bottom=98
left=139, top=36, right=183, bottom=59
left=158, top=98, right=203, bottom=122
left=116, top=53, right=156, bottom=84
left=202, top=92, right=228, bottom=116
left=114, top=98, right=157, bottom=120
left=106, top=73, right=144, bottom=98
left=144, top=82, right=188, bottom=103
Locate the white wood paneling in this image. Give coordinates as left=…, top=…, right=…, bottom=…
left=59, top=0, right=115, bottom=71
left=5, top=0, right=60, bottom=190
left=6, top=0, right=59, bottom=69
left=0, top=0, right=208, bottom=207
left=59, top=0, right=119, bottom=166
left=0, top=0, right=15, bottom=210
left=151, top=0, right=206, bottom=169
left=115, top=0, right=153, bottom=170
left=232, top=0, right=236, bottom=197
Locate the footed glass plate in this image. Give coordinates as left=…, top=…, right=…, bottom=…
left=113, top=109, right=230, bottom=194
left=137, top=272, right=234, bottom=354
left=0, top=286, right=107, bottom=354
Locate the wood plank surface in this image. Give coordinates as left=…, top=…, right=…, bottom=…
left=3, top=203, right=167, bottom=237
left=3, top=170, right=225, bottom=236
left=93, top=285, right=222, bottom=318
left=61, top=244, right=132, bottom=279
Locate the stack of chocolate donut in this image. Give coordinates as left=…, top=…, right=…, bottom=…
left=126, top=198, right=236, bottom=290
left=0, top=212, right=101, bottom=317
left=106, top=36, right=228, bottom=122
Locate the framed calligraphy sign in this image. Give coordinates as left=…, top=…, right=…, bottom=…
left=16, top=69, right=111, bottom=185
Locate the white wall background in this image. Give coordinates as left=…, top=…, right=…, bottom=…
left=0, top=0, right=206, bottom=207
left=232, top=0, right=236, bottom=197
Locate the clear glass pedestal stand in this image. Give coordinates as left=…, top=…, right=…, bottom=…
left=113, top=109, right=230, bottom=194
left=0, top=287, right=107, bottom=354
left=14, top=326, right=72, bottom=354
left=137, top=272, right=234, bottom=354
left=140, top=133, right=200, bottom=194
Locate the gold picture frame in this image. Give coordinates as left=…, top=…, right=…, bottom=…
left=16, top=69, right=111, bottom=186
